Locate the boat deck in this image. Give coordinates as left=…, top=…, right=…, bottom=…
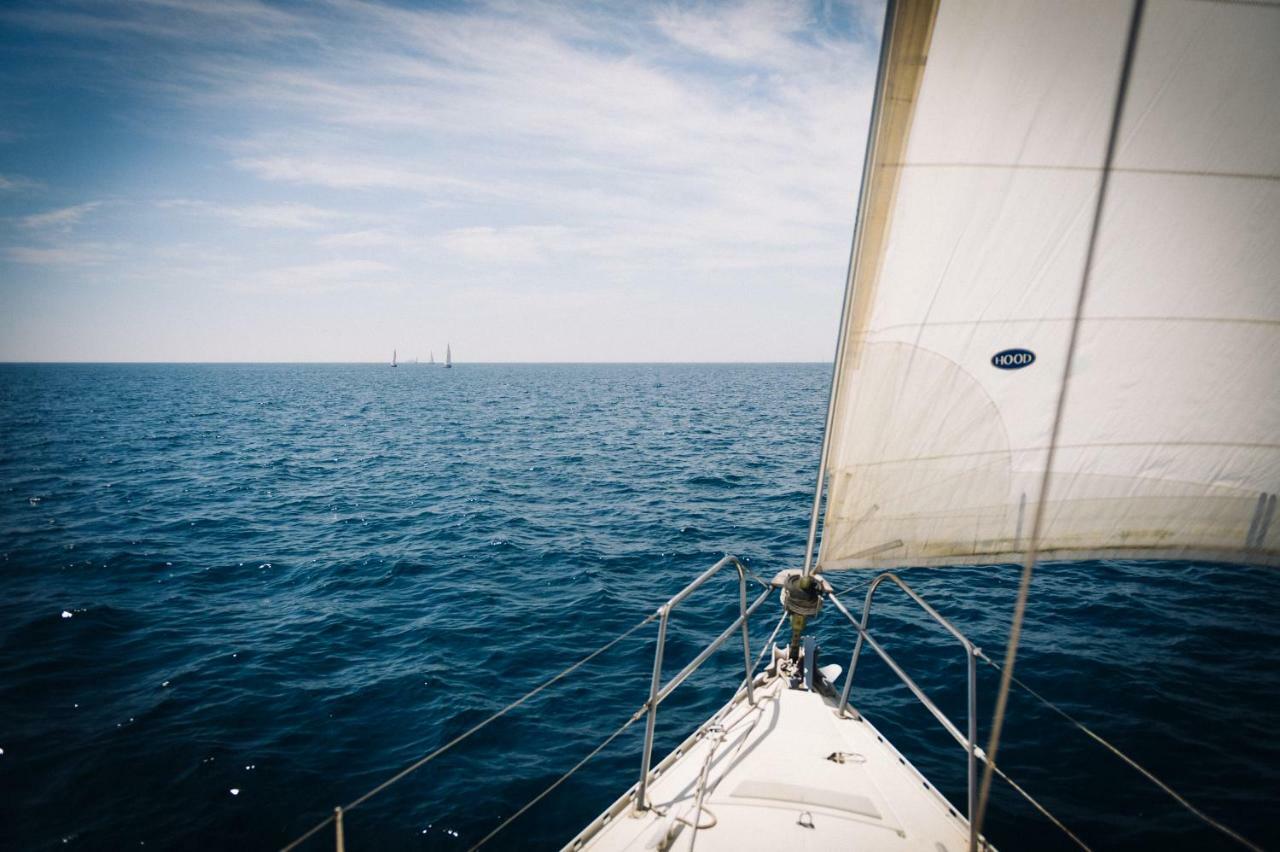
left=567, top=672, right=977, bottom=851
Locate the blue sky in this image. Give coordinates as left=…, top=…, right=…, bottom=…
left=0, top=0, right=882, bottom=362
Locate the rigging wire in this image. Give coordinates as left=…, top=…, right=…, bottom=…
left=800, top=0, right=900, bottom=581
left=465, top=707, right=646, bottom=852
left=975, top=0, right=1147, bottom=839
left=742, top=564, right=772, bottom=591
left=976, top=650, right=1263, bottom=851
left=981, top=759, right=1091, bottom=852
left=470, top=613, right=782, bottom=851
left=279, top=609, right=659, bottom=852
left=828, top=569, right=1259, bottom=850
left=827, top=577, right=1087, bottom=849
left=747, top=613, right=787, bottom=683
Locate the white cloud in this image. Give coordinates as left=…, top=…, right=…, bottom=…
left=0, top=174, right=43, bottom=193
left=0, top=0, right=883, bottom=360
left=238, top=259, right=397, bottom=294
left=157, top=199, right=346, bottom=230
left=212, top=2, right=874, bottom=268
left=436, top=225, right=578, bottom=265
left=1, top=0, right=309, bottom=46
left=7, top=243, right=116, bottom=265
left=654, top=0, right=814, bottom=65
left=230, top=154, right=497, bottom=201
left=20, top=202, right=101, bottom=230
left=316, top=229, right=407, bottom=249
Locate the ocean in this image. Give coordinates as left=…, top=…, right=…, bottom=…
left=1, top=363, right=1276, bottom=851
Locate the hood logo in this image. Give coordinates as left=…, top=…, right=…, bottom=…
left=992, top=348, right=1035, bottom=370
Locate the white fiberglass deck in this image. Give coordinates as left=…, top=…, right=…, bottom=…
left=567, top=672, right=975, bottom=852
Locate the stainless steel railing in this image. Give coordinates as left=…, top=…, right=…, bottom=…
left=827, top=573, right=982, bottom=852
left=629, top=560, right=984, bottom=850
left=581, top=562, right=1098, bottom=852
left=634, top=555, right=772, bottom=811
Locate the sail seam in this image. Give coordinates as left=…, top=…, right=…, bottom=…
left=879, top=163, right=1280, bottom=181
left=839, top=440, right=1280, bottom=467
left=866, top=316, right=1280, bottom=333
left=1186, top=0, right=1280, bottom=8
left=821, top=546, right=1280, bottom=571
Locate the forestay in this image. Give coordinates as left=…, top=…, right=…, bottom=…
left=819, top=0, right=1280, bottom=570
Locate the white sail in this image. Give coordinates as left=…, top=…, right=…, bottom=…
left=445, top=344, right=452, bottom=367
left=819, top=0, right=1280, bottom=570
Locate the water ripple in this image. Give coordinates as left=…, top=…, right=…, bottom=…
left=0, top=363, right=1276, bottom=851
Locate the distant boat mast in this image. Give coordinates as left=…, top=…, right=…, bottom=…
left=444, top=344, right=452, bottom=369
left=391, top=349, right=397, bottom=368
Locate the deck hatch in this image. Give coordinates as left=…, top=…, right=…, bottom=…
left=731, top=779, right=882, bottom=820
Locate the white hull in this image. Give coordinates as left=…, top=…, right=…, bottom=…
left=568, top=667, right=979, bottom=852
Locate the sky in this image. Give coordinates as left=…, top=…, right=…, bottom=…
left=0, top=0, right=883, bottom=362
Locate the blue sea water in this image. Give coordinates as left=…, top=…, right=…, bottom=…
left=1, top=363, right=1276, bottom=852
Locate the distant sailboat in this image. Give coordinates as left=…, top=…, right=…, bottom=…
left=443, top=344, right=452, bottom=369
left=429, top=351, right=435, bottom=365
left=280, top=4, right=1280, bottom=851
left=390, top=349, right=397, bottom=368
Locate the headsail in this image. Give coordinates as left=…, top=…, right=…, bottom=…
left=818, top=0, right=1280, bottom=570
